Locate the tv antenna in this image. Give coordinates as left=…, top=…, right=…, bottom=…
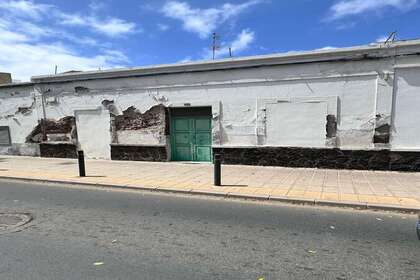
left=212, top=32, right=220, bottom=60
left=384, top=31, right=397, bottom=45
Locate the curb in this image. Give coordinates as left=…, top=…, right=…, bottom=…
left=1, top=176, right=419, bottom=214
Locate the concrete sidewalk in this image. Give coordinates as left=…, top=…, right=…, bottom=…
left=0, top=155, right=420, bottom=211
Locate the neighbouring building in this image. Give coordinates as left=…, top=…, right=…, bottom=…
left=1, top=39, right=420, bottom=171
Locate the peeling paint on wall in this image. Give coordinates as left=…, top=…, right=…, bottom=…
left=74, top=86, right=90, bottom=94
left=115, top=105, right=166, bottom=131
left=113, top=104, right=167, bottom=146
left=374, top=114, right=391, bottom=144
left=26, top=116, right=76, bottom=143
left=149, top=92, right=169, bottom=103
left=101, top=99, right=120, bottom=115
left=1, top=45, right=420, bottom=168
left=326, top=114, right=337, bottom=138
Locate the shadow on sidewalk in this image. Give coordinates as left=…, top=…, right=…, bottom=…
left=220, top=185, right=248, bottom=187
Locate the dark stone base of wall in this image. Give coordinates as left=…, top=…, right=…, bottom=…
left=213, top=147, right=420, bottom=172
left=40, top=143, right=77, bottom=159
left=111, top=145, right=167, bottom=162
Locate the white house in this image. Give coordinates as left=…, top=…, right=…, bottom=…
left=1, top=39, right=420, bottom=171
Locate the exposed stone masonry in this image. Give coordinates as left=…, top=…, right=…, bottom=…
left=213, top=147, right=420, bottom=172
left=111, top=145, right=167, bottom=162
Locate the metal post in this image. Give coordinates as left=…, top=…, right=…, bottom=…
left=416, top=215, right=420, bottom=241
left=214, top=154, right=221, bottom=186
left=78, top=150, right=86, bottom=177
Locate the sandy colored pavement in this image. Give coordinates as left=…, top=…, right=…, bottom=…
left=0, top=155, right=419, bottom=210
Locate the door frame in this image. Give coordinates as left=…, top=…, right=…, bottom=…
left=169, top=106, right=214, bottom=162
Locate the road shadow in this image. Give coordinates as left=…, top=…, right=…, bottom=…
left=220, top=184, right=248, bottom=187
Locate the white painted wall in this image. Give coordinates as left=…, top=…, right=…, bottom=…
left=391, top=67, right=420, bottom=150
left=116, top=130, right=166, bottom=146
left=75, top=109, right=111, bottom=159
left=38, top=72, right=376, bottom=149
left=265, top=101, right=328, bottom=147
left=0, top=85, right=40, bottom=156
left=1, top=52, right=420, bottom=156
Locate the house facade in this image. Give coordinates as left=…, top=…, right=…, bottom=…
left=1, top=40, right=420, bottom=171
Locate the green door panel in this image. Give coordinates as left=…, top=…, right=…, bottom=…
left=195, top=132, right=211, bottom=145
left=195, top=146, right=212, bottom=162
left=171, top=114, right=212, bottom=162
left=175, top=133, right=190, bottom=144
left=174, top=118, right=190, bottom=130
left=174, top=146, right=193, bottom=161
left=195, top=118, right=211, bottom=130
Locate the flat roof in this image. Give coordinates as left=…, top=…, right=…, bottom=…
left=23, top=38, right=420, bottom=84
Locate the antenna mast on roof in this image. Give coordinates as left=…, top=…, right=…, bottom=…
left=384, top=31, right=397, bottom=45
left=212, top=32, right=220, bottom=60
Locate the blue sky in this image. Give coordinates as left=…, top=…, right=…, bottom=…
left=1, top=0, right=419, bottom=81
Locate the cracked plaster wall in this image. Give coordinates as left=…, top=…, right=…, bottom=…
left=1, top=53, right=420, bottom=156
left=0, top=85, right=40, bottom=155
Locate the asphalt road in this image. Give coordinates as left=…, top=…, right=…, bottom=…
left=0, top=179, right=419, bottom=280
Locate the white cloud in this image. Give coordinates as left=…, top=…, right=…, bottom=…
left=328, top=0, right=418, bottom=20
left=0, top=0, right=137, bottom=37
left=0, top=26, right=29, bottom=42
left=91, top=18, right=136, bottom=37
left=157, top=23, right=170, bottom=31
left=0, top=36, right=127, bottom=81
left=376, top=35, right=389, bottom=43
left=0, top=0, right=51, bottom=19
left=57, top=12, right=137, bottom=37
left=178, top=56, right=192, bottom=63
left=0, top=1, right=131, bottom=81
left=317, top=46, right=337, bottom=50
left=203, top=29, right=255, bottom=59
left=162, top=0, right=262, bottom=38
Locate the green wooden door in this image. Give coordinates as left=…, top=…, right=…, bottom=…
left=171, top=116, right=212, bottom=162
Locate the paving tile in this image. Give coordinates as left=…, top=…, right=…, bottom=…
left=375, top=196, right=401, bottom=205
left=287, top=190, right=305, bottom=197
left=340, top=193, right=359, bottom=202
left=321, top=192, right=340, bottom=201
left=1, top=155, right=420, bottom=210
left=302, top=191, right=322, bottom=200
left=358, top=195, right=378, bottom=203
left=270, top=189, right=288, bottom=196
left=398, top=198, right=420, bottom=207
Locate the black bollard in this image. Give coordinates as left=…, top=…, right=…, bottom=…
left=214, top=153, right=221, bottom=186
left=78, top=150, right=86, bottom=177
